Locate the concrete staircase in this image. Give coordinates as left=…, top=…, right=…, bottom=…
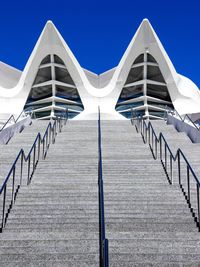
left=0, top=119, right=200, bottom=266
left=0, top=120, right=99, bottom=266
left=101, top=120, right=200, bottom=266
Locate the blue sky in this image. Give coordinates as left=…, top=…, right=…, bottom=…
left=0, top=0, right=199, bottom=87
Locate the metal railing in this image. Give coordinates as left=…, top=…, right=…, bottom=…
left=25, top=108, right=69, bottom=121
left=131, top=114, right=200, bottom=231
left=0, top=114, right=67, bottom=232
left=98, top=108, right=109, bottom=267
left=165, top=107, right=200, bottom=131
left=0, top=110, right=28, bottom=132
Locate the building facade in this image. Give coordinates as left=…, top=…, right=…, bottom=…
left=0, top=19, right=199, bottom=120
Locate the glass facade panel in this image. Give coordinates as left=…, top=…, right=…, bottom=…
left=147, top=66, right=165, bottom=83
left=34, top=110, right=51, bottom=119
left=147, top=101, right=173, bottom=109
left=133, top=54, right=144, bottom=64
left=147, top=54, right=157, bottom=63
left=125, top=66, right=143, bottom=85
left=119, top=85, right=143, bottom=101
left=147, top=84, right=171, bottom=102
left=55, top=85, right=81, bottom=102
left=24, top=54, right=84, bottom=119
left=55, top=102, right=84, bottom=112
left=55, top=67, right=75, bottom=85
left=116, top=101, right=144, bottom=112
left=54, top=55, right=65, bottom=65
left=116, top=53, right=174, bottom=119
left=25, top=85, right=52, bottom=104
left=41, top=55, right=51, bottom=65
left=33, top=67, right=51, bottom=85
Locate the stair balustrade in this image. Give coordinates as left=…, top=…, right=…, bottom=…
left=0, top=110, right=29, bottom=132
left=164, top=107, right=200, bottom=130
left=0, top=113, right=67, bottom=232
left=131, top=113, right=200, bottom=231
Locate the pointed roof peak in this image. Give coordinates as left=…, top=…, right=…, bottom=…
left=142, top=18, right=150, bottom=23
left=46, top=20, right=53, bottom=25
left=140, top=18, right=152, bottom=29
left=43, top=20, right=56, bottom=31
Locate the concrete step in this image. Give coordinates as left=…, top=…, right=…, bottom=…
left=102, top=120, right=200, bottom=265
left=0, top=120, right=99, bottom=266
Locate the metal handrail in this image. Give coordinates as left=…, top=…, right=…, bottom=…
left=165, top=106, right=200, bottom=131
left=0, top=112, right=68, bottom=232
left=98, top=107, right=109, bottom=267
left=0, top=110, right=28, bottom=132
left=131, top=114, right=200, bottom=231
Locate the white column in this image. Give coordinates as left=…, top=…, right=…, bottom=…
left=143, top=51, right=148, bottom=119
left=50, top=54, right=56, bottom=118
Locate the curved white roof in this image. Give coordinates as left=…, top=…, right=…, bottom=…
left=0, top=19, right=199, bottom=120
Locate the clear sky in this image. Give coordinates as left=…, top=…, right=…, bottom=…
left=0, top=0, right=199, bottom=87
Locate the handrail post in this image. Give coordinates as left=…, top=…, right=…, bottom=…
left=1, top=185, right=6, bottom=232
left=178, top=152, right=181, bottom=187
left=197, top=184, right=200, bottom=231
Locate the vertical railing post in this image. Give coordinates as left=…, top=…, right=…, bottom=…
left=165, top=143, right=167, bottom=171
left=37, top=138, right=40, bottom=163
left=33, top=145, right=36, bottom=175
left=27, top=155, right=31, bottom=185
left=160, top=137, right=162, bottom=161
left=20, top=152, right=23, bottom=186
left=155, top=137, right=157, bottom=159
left=170, top=154, right=173, bottom=184
left=1, top=185, right=7, bottom=232
left=178, top=152, right=181, bottom=187
left=187, top=166, right=190, bottom=205
left=43, top=138, right=45, bottom=159
left=197, top=184, right=200, bottom=231
left=11, top=167, right=15, bottom=206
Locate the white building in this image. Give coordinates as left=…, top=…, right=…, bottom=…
left=0, top=19, right=199, bottom=120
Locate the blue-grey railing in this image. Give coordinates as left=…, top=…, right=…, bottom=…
left=131, top=114, right=200, bottom=231
left=165, top=107, right=200, bottom=131
left=98, top=108, right=109, bottom=267
left=0, top=113, right=67, bottom=232
left=0, top=110, right=28, bottom=132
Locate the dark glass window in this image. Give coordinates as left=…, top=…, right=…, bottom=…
left=147, top=84, right=171, bottom=102
left=56, top=85, right=81, bottom=102
left=34, top=110, right=51, bottom=119
left=55, top=67, right=75, bottom=85
left=33, top=67, right=52, bottom=85
left=147, top=101, right=173, bottom=109
left=125, top=66, right=143, bottom=85
left=41, top=55, right=51, bottom=65
left=54, top=55, right=65, bottom=65
left=147, top=54, right=157, bottom=63
left=133, top=54, right=144, bottom=64
left=26, top=85, right=52, bottom=103
left=116, top=101, right=144, bottom=112
left=119, top=85, right=143, bottom=101
left=147, top=66, right=165, bottom=83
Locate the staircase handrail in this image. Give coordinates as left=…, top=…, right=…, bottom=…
left=98, top=107, right=109, bottom=267
left=131, top=111, right=200, bottom=231
left=165, top=106, right=200, bottom=131
left=0, top=111, right=68, bottom=232
left=0, top=110, right=29, bottom=132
